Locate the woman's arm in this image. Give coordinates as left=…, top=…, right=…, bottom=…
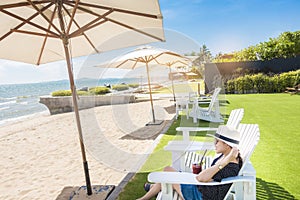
left=196, top=147, right=239, bottom=182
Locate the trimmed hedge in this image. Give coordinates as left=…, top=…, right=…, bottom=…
left=52, top=86, right=110, bottom=96
left=52, top=90, right=72, bottom=96
left=51, top=90, right=90, bottom=96
left=89, top=86, right=110, bottom=95
left=112, top=84, right=129, bottom=91
left=51, top=83, right=143, bottom=96
left=226, top=70, right=300, bottom=94
left=128, top=83, right=139, bottom=88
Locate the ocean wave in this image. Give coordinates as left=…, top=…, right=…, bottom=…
left=0, top=95, right=36, bottom=102
left=0, top=96, right=17, bottom=101
left=0, top=106, right=9, bottom=111
left=0, top=110, right=49, bottom=128
left=0, top=100, right=16, bottom=106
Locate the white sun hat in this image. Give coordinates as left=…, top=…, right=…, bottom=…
left=208, top=125, right=240, bottom=147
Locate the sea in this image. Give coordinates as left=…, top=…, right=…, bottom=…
left=0, top=78, right=139, bottom=126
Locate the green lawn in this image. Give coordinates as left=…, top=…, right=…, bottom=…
left=117, top=93, right=300, bottom=200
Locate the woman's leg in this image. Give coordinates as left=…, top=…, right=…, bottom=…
left=136, top=166, right=184, bottom=200
left=164, top=166, right=184, bottom=200
left=136, top=183, right=161, bottom=200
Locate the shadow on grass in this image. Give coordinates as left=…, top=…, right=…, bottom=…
left=256, top=177, right=296, bottom=200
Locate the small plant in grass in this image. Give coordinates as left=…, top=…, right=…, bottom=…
left=112, top=84, right=129, bottom=91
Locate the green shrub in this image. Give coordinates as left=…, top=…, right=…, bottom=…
left=77, top=91, right=90, bottom=96
left=52, top=90, right=72, bottom=96
left=52, top=90, right=90, bottom=96
left=89, top=86, right=110, bottom=95
left=112, top=84, right=129, bottom=91
left=224, top=70, right=300, bottom=94
left=128, top=83, right=139, bottom=88
left=226, top=80, right=235, bottom=94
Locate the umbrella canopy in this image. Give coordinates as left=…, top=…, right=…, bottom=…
left=99, top=46, right=190, bottom=123
left=0, top=0, right=164, bottom=196
left=0, top=0, right=164, bottom=64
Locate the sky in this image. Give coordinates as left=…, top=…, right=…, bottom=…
left=0, top=0, right=299, bottom=84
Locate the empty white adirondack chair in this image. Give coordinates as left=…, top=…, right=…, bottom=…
left=175, top=98, right=189, bottom=119
left=148, top=123, right=260, bottom=200
left=189, top=87, right=224, bottom=123
left=175, top=92, right=201, bottom=120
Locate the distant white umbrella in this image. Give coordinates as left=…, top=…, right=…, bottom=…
left=99, top=46, right=190, bottom=124
left=162, top=60, right=190, bottom=102
left=0, top=1, right=164, bottom=195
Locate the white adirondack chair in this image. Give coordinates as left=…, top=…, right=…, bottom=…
left=175, top=98, right=189, bottom=119
left=189, top=87, right=224, bottom=123
left=148, top=123, right=260, bottom=200
left=166, top=108, right=244, bottom=172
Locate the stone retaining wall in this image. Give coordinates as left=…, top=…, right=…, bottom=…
left=40, top=95, right=136, bottom=115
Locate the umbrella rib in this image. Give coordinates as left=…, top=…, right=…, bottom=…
left=65, top=2, right=164, bottom=42
left=64, top=3, right=114, bottom=38
left=0, top=2, right=53, bottom=41
left=0, top=0, right=51, bottom=9
left=66, top=0, right=80, bottom=34
left=26, top=0, right=62, bottom=35
left=10, top=29, right=57, bottom=38
left=114, top=59, right=129, bottom=68
left=131, top=60, right=139, bottom=70
left=62, top=5, right=99, bottom=53
left=69, top=18, right=108, bottom=38
left=37, top=5, right=58, bottom=65
left=108, top=18, right=164, bottom=41
left=0, top=9, right=59, bottom=38
left=74, top=1, right=162, bottom=19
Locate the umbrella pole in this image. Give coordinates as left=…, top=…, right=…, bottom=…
left=169, top=67, right=176, bottom=102
left=57, top=3, right=92, bottom=195
left=146, top=62, right=156, bottom=123
left=63, top=42, right=93, bottom=195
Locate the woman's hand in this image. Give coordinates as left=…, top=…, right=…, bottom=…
left=226, top=147, right=239, bottom=162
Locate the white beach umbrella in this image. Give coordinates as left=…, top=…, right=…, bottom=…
left=162, top=59, right=190, bottom=102
left=0, top=0, right=164, bottom=195
left=98, top=46, right=190, bottom=124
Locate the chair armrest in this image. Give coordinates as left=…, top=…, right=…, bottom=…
left=164, top=141, right=214, bottom=152
left=176, top=127, right=217, bottom=141
left=148, top=172, right=256, bottom=186
left=176, top=127, right=218, bottom=132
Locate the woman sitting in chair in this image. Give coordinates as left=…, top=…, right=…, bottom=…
left=137, top=125, right=243, bottom=200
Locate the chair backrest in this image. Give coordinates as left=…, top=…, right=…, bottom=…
left=176, top=98, right=188, bottom=109
left=226, top=108, right=244, bottom=129
left=189, top=92, right=197, bottom=102
left=237, top=123, right=260, bottom=174
left=207, top=87, right=221, bottom=112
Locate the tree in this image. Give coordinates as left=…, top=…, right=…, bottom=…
left=213, top=30, right=300, bottom=62
left=198, top=44, right=212, bottom=63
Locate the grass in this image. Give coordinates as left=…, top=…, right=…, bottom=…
left=117, top=93, right=300, bottom=200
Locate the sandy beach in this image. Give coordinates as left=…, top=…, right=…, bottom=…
left=0, top=98, right=175, bottom=200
